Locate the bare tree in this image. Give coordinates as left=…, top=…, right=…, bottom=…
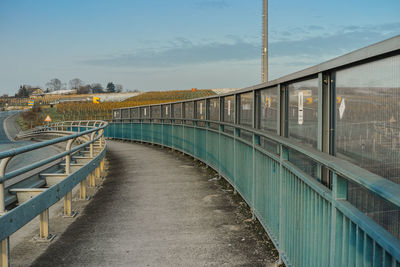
left=45, top=78, right=62, bottom=91
left=77, top=85, right=91, bottom=94
left=91, top=83, right=104, bottom=93
left=115, top=84, right=123, bottom=93
left=69, top=78, right=84, bottom=90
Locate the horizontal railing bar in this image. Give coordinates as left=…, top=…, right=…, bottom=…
left=335, top=199, right=400, bottom=260
left=281, top=160, right=332, bottom=202
left=0, top=148, right=105, bottom=241
left=1, top=122, right=107, bottom=160
left=0, top=134, right=102, bottom=183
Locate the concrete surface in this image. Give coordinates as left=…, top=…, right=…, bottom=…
left=10, top=172, right=104, bottom=266
left=31, top=141, right=279, bottom=266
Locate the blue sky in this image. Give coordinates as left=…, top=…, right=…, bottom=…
left=0, top=0, right=399, bottom=94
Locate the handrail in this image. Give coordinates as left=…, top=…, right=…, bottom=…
left=110, top=36, right=400, bottom=266
left=107, top=119, right=400, bottom=265
left=2, top=122, right=107, bottom=160
left=0, top=133, right=102, bottom=183
left=0, top=120, right=108, bottom=266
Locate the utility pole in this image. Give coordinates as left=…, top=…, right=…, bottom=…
left=262, top=0, right=268, bottom=83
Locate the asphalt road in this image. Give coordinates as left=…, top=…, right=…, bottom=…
left=0, top=110, right=19, bottom=144
left=0, top=110, right=60, bottom=186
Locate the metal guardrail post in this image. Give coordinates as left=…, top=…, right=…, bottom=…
left=98, top=130, right=105, bottom=177
left=0, top=157, right=11, bottom=267
left=63, top=139, right=75, bottom=217
left=39, top=209, right=50, bottom=240
left=89, top=131, right=97, bottom=187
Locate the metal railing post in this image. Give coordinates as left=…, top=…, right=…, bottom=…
left=39, top=209, right=50, bottom=240
left=330, top=172, right=348, bottom=267
left=278, top=145, right=289, bottom=264
left=64, top=139, right=75, bottom=217
left=0, top=157, right=11, bottom=267
left=89, top=131, right=97, bottom=187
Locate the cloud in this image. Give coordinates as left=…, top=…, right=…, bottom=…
left=84, top=38, right=258, bottom=68
left=308, top=25, right=324, bottom=31
left=83, top=22, right=400, bottom=71
left=269, top=22, right=400, bottom=57
left=194, top=0, right=228, bottom=9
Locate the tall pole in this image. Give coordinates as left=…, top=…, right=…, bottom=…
left=262, top=0, right=268, bottom=83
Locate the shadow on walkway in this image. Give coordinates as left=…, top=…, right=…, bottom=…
left=31, top=140, right=279, bottom=266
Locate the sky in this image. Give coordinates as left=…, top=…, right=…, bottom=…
left=0, top=0, right=399, bottom=95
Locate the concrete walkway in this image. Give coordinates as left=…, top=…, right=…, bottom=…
left=31, top=141, right=278, bottom=266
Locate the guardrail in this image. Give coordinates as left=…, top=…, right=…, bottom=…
left=109, top=36, right=400, bottom=266
left=0, top=120, right=108, bottom=267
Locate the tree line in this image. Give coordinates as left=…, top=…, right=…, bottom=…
left=14, top=78, right=124, bottom=98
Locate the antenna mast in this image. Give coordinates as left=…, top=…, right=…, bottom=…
left=262, top=0, right=268, bottom=83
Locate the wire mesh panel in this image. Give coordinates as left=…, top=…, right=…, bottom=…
left=239, top=92, right=253, bottom=127
left=347, top=178, right=400, bottom=239
left=184, top=102, right=194, bottom=125
left=260, top=86, right=278, bottom=134
left=335, top=55, right=400, bottom=184
left=209, top=98, right=220, bottom=130
left=162, top=104, right=170, bottom=118
left=151, top=105, right=161, bottom=119
left=140, top=106, right=150, bottom=119
left=196, top=100, right=206, bottom=120
left=209, top=98, right=220, bottom=121
left=173, top=103, right=182, bottom=118
left=184, top=102, right=194, bottom=119
left=335, top=55, right=400, bottom=240
left=113, top=110, right=121, bottom=119
left=121, top=108, right=130, bottom=119
left=288, top=78, right=319, bottom=148
left=162, top=104, right=171, bottom=123
left=130, top=107, right=139, bottom=119
left=195, top=100, right=206, bottom=127
left=223, top=95, right=235, bottom=123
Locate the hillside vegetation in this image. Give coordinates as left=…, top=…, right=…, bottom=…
left=19, top=89, right=216, bottom=127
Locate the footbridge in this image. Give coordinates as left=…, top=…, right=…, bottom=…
left=0, top=37, right=399, bottom=266
left=108, top=37, right=400, bottom=266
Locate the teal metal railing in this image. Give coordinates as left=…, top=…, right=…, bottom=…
left=109, top=36, right=400, bottom=266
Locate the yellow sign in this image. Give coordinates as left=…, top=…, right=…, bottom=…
left=93, top=97, right=100, bottom=104
left=306, top=97, right=313, bottom=104
left=44, top=115, right=52, bottom=122
left=265, top=96, right=272, bottom=107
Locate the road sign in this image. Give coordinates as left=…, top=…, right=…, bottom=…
left=44, top=115, right=52, bottom=122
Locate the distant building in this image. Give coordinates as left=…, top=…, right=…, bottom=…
left=30, top=88, right=45, bottom=98
left=45, top=89, right=77, bottom=95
